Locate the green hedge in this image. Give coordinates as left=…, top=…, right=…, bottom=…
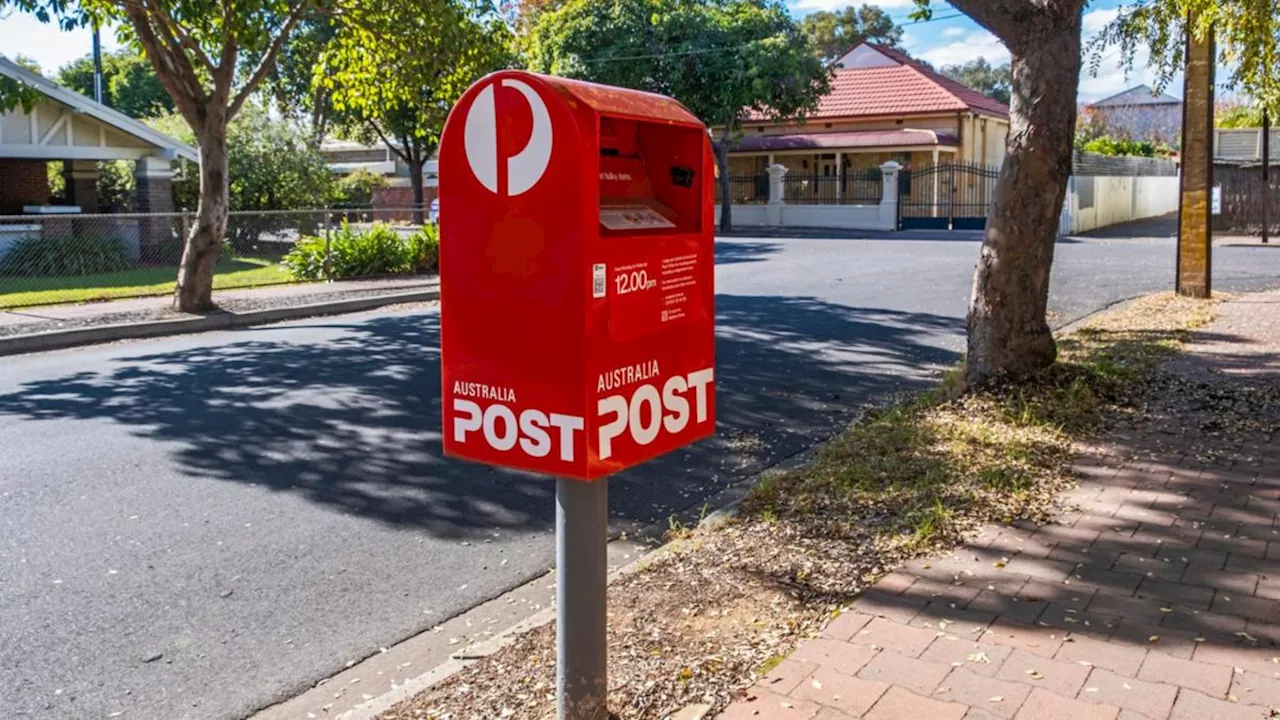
left=0, top=233, right=132, bottom=278
left=282, top=222, right=439, bottom=281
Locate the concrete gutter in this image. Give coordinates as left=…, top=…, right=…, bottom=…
left=0, top=288, right=440, bottom=357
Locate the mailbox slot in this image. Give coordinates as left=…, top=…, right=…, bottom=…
left=598, top=116, right=704, bottom=236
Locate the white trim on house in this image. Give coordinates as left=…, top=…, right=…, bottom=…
left=0, top=55, right=197, bottom=162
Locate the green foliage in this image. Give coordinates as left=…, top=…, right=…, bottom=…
left=283, top=222, right=439, bottom=280
left=1217, top=102, right=1266, bottom=129
left=1089, top=1, right=1280, bottom=119
left=318, top=0, right=512, bottom=201
left=56, top=50, right=174, bottom=118
left=0, top=233, right=131, bottom=277
left=147, top=108, right=335, bottom=211
left=334, top=169, right=390, bottom=206
left=97, top=160, right=136, bottom=212
left=1079, top=135, right=1161, bottom=157
left=940, top=57, right=1011, bottom=105
left=800, top=4, right=904, bottom=62
left=0, top=53, right=47, bottom=114
left=524, top=0, right=830, bottom=133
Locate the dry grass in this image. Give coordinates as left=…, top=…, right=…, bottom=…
left=382, top=292, right=1219, bottom=720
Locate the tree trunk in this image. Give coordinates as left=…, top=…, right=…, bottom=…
left=409, top=157, right=426, bottom=226
left=714, top=139, right=732, bottom=233
left=964, top=9, right=1083, bottom=388
left=174, top=121, right=230, bottom=313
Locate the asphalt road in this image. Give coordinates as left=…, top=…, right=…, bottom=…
left=3, top=230, right=1280, bottom=719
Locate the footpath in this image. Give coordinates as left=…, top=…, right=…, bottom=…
left=721, top=290, right=1280, bottom=720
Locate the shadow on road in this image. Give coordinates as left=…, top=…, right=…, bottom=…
left=0, top=296, right=961, bottom=538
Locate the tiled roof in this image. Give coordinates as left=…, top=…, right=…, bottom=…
left=745, top=43, right=1009, bottom=122
left=734, top=129, right=958, bottom=152
left=1093, top=84, right=1181, bottom=107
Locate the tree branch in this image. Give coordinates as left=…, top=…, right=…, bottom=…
left=141, top=0, right=218, bottom=75
left=123, top=5, right=207, bottom=127
left=369, top=120, right=412, bottom=165
left=946, top=0, right=1043, bottom=47
left=228, top=1, right=311, bottom=119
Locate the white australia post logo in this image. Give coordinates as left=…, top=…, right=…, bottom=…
left=463, top=78, right=552, bottom=196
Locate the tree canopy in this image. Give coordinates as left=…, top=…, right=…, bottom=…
left=1090, top=0, right=1280, bottom=117
left=940, top=57, right=1012, bottom=105
left=57, top=50, right=174, bottom=118
left=801, top=4, right=904, bottom=62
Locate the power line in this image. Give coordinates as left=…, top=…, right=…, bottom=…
left=578, top=11, right=966, bottom=64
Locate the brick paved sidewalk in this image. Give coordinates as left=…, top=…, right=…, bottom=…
left=719, top=290, right=1280, bottom=720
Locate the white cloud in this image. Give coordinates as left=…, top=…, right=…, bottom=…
left=1079, top=46, right=1183, bottom=103
left=1082, top=8, right=1121, bottom=35
left=941, top=27, right=967, bottom=38
left=917, top=30, right=1010, bottom=68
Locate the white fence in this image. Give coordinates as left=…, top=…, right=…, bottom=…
left=1057, top=175, right=1181, bottom=235
left=716, top=161, right=901, bottom=232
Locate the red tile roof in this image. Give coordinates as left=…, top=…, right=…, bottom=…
left=735, top=129, right=958, bottom=152
left=745, top=43, right=1009, bottom=122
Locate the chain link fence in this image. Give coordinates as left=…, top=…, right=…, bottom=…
left=0, top=207, right=435, bottom=309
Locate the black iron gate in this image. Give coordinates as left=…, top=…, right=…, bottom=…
left=898, top=162, right=1000, bottom=230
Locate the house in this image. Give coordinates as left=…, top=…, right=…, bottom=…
left=320, top=139, right=438, bottom=212
left=0, top=54, right=195, bottom=216
left=1086, top=85, right=1182, bottom=143
left=727, top=42, right=1010, bottom=190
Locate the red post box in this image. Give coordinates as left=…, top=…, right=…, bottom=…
left=439, top=71, right=716, bottom=481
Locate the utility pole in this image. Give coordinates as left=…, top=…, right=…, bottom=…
left=1176, top=16, right=1215, bottom=298
left=1264, top=108, right=1271, bottom=245
left=92, top=23, right=104, bottom=104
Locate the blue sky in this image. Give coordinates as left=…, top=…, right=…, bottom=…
left=1, top=1, right=1179, bottom=103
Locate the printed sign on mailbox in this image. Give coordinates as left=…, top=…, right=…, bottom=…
left=439, top=71, right=716, bottom=481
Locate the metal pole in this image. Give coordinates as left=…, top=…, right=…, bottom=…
left=92, top=23, right=104, bottom=104
left=1263, top=108, right=1271, bottom=244
left=556, top=477, right=608, bottom=720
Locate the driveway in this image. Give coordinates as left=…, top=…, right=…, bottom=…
left=1, top=232, right=1278, bottom=719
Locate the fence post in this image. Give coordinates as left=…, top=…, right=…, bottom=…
left=878, top=161, right=902, bottom=231
left=765, top=164, right=787, bottom=226
left=323, top=206, right=333, bottom=281
left=181, top=211, right=191, bottom=244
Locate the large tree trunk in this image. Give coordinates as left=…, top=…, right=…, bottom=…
left=714, top=139, right=732, bottom=233
left=174, top=121, right=230, bottom=313
left=964, top=5, right=1083, bottom=388
left=409, top=157, right=427, bottom=226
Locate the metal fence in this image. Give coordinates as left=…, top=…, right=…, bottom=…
left=781, top=169, right=884, bottom=205
left=0, top=207, right=432, bottom=309
left=715, top=174, right=769, bottom=205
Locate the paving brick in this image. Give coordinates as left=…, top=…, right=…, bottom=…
left=1064, top=566, right=1145, bottom=595
left=1076, top=667, right=1176, bottom=718
left=1054, top=634, right=1147, bottom=677
left=857, top=649, right=954, bottom=696
left=1012, top=687, right=1119, bottom=720
left=1016, top=580, right=1094, bottom=610
left=963, top=709, right=1005, bottom=720
left=995, top=648, right=1092, bottom=698
left=1193, top=641, right=1280, bottom=677
left=790, top=639, right=879, bottom=675
left=1002, top=557, right=1077, bottom=583
left=1115, top=710, right=1156, bottom=720
left=1179, top=566, right=1259, bottom=595
left=761, top=658, right=819, bottom=695
left=1158, top=607, right=1248, bottom=636
left=980, top=619, right=1067, bottom=658
left=1137, top=648, right=1234, bottom=697
left=1231, top=670, right=1280, bottom=707
left=966, top=591, right=1045, bottom=625
left=811, top=709, right=856, bottom=720
left=919, top=637, right=1014, bottom=678
left=822, top=612, right=874, bottom=642
left=1036, top=602, right=1120, bottom=634
left=849, top=617, right=941, bottom=658
left=851, top=589, right=928, bottom=625
left=1135, top=524, right=1202, bottom=550
left=789, top=665, right=889, bottom=717
left=1225, top=553, right=1274, bottom=574
left=863, top=686, right=969, bottom=720
left=875, top=571, right=921, bottom=594
left=1211, top=591, right=1280, bottom=621
left=936, top=667, right=1031, bottom=719
left=909, top=603, right=996, bottom=638
left=1169, top=688, right=1272, bottom=720
left=1200, top=534, right=1270, bottom=559
left=1033, top=525, right=1100, bottom=547
left=1112, top=553, right=1184, bottom=581
left=905, top=578, right=985, bottom=607
left=720, top=688, right=821, bottom=719
left=985, top=531, right=1056, bottom=560
left=1208, top=504, right=1277, bottom=527
left=1252, top=574, right=1280, bottom=601
left=1106, top=622, right=1200, bottom=659
left=1046, top=545, right=1118, bottom=569
left=1085, top=592, right=1169, bottom=625
left=1243, top=619, right=1280, bottom=646
left=1134, top=578, right=1214, bottom=608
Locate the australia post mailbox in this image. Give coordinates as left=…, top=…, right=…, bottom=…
left=439, top=71, right=716, bottom=481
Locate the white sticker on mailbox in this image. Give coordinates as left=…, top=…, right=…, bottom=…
left=592, top=263, right=607, bottom=298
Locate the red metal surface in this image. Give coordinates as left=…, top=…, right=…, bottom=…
left=439, top=70, right=716, bottom=481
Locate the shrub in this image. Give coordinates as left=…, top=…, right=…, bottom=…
left=283, top=221, right=439, bottom=280
left=0, top=233, right=132, bottom=277
left=335, top=169, right=390, bottom=206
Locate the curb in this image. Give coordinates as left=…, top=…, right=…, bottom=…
left=0, top=288, right=439, bottom=357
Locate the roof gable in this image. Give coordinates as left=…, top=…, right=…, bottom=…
left=1093, top=85, right=1181, bottom=107
left=0, top=55, right=197, bottom=161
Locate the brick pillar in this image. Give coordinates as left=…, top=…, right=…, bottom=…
left=134, top=156, right=176, bottom=263
left=0, top=159, right=51, bottom=212
left=62, top=160, right=99, bottom=212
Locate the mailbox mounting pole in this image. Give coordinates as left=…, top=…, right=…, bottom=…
left=556, top=477, right=609, bottom=720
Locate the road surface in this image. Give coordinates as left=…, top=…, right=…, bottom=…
left=2, top=231, right=1279, bottom=719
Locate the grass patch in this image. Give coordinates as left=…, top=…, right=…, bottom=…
left=0, top=258, right=299, bottom=309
